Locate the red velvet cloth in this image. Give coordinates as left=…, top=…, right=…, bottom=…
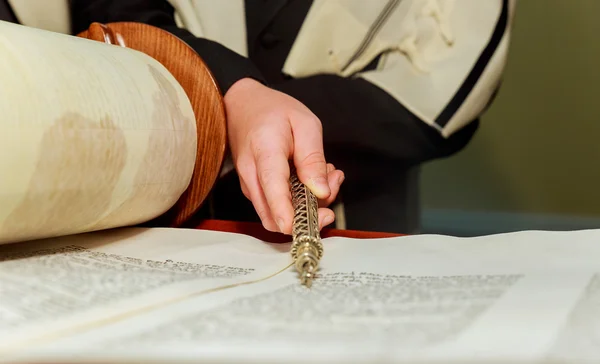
left=194, top=219, right=402, bottom=244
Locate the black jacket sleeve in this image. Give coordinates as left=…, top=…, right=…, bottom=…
left=70, top=0, right=266, bottom=94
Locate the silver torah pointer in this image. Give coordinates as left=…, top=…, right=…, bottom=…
left=289, top=168, right=323, bottom=288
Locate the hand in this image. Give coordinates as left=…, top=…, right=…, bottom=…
left=223, top=78, right=344, bottom=235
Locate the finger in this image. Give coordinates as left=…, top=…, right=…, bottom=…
left=238, top=162, right=279, bottom=232
left=327, top=163, right=335, bottom=174
left=319, top=169, right=344, bottom=208
left=290, top=114, right=330, bottom=200
left=253, top=144, right=294, bottom=235
left=318, top=207, right=335, bottom=230
left=235, top=155, right=255, bottom=200
left=239, top=176, right=251, bottom=200
left=251, top=181, right=279, bottom=232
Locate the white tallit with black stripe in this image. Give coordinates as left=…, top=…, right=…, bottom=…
left=8, top=0, right=516, bottom=138
left=167, top=0, right=516, bottom=138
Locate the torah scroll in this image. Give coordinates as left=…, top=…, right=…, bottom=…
left=0, top=21, right=226, bottom=245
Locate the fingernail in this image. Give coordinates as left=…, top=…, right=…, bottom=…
left=337, top=174, right=345, bottom=185
left=309, top=177, right=330, bottom=197
left=323, top=214, right=334, bottom=226
left=276, top=218, right=285, bottom=232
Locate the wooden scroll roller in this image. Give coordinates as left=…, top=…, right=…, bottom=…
left=77, top=22, right=227, bottom=228
left=0, top=20, right=226, bottom=245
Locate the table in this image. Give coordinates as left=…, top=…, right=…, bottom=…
left=195, top=219, right=402, bottom=243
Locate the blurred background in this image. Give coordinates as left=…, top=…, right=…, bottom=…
left=420, top=0, right=600, bottom=236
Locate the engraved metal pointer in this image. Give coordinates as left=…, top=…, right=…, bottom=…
left=289, top=168, right=323, bottom=288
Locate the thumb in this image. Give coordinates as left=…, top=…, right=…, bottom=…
left=291, top=117, right=331, bottom=200
left=294, top=152, right=330, bottom=200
